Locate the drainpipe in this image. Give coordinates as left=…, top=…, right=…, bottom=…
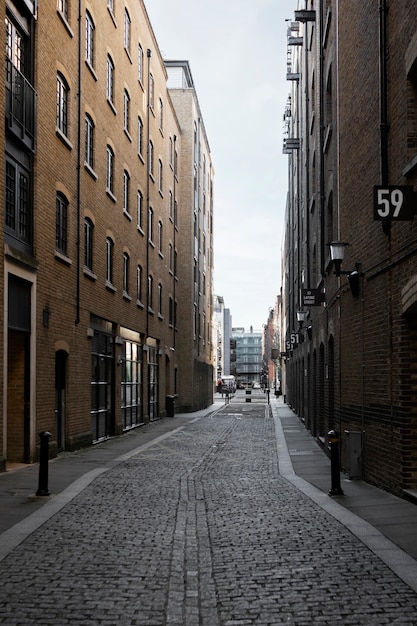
left=319, top=0, right=326, bottom=278
left=75, top=0, right=82, bottom=324
left=173, top=134, right=177, bottom=351
left=146, top=49, right=152, bottom=340
left=379, top=0, right=390, bottom=238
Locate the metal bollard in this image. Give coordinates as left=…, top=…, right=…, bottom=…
left=328, top=430, right=344, bottom=496
left=36, top=431, right=51, bottom=496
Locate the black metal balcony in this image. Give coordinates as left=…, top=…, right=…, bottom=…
left=6, top=58, right=36, bottom=152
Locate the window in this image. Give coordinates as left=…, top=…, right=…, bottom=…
left=85, top=113, right=94, bottom=169
left=169, top=137, right=173, bottom=167
left=106, top=145, right=114, bottom=194
left=158, top=283, right=162, bottom=316
left=158, top=159, right=163, bottom=194
left=56, top=72, right=69, bottom=136
left=123, top=252, right=130, bottom=294
left=123, top=170, right=130, bottom=214
left=56, top=192, right=68, bottom=255
left=106, top=237, right=114, bottom=284
left=149, top=73, right=154, bottom=110
left=138, top=44, right=143, bottom=83
left=5, top=158, right=31, bottom=249
left=148, top=275, right=153, bottom=310
left=137, top=265, right=142, bottom=302
left=149, top=140, right=154, bottom=176
left=137, top=116, right=143, bottom=156
left=124, top=8, right=131, bottom=54
left=137, top=190, right=143, bottom=230
left=58, top=0, right=68, bottom=20
left=169, top=297, right=174, bottom=326
left=158, top=221, right=163, bottom=253
left=124, top=89, right=130, bottom=134
left=106, top=54, right=114, bottom=104
left=169, top=243, right=173, bottom=273
left=84, top=218, right=93, bottom=271
left=85, top=11, right=95, bottom=68
left=148, top=207, right=153, bottom=242
left=107, top=0, right=114, bottom=13
left=169, top=190, right=173, bottom=220
left=158, top=98, right=163, bottom=131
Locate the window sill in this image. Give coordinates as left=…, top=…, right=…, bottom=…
left=106, top=189, right=117, bottom=203
left=83, top=267, right=97, bottom=281
left=85, top=60, right=98, bottom=81
left=57, top=10, right=74, bottom=37
left=84, top=162, right=98, bottom=180
left=105, top=281, right=116, bottom=293
left=56, top=129, right=73, bottom=151
left=123, top=291, right=132, bottom=302
left=55, top=250, right=72, bottom=266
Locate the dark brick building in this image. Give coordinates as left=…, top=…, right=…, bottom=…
left=282, top=1, right=417, bottom=497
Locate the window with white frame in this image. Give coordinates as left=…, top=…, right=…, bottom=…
left=149, top=73, right=154, bottom=110
left=106, top=145, right=114, bottom=194
left=85, top=11, right=95, bottom=68
left=137, top=264, right=142, bottom=302
left=106, top=237, right=114, bottom=284
left=56, top=192, right=68, bottom=255
left=58, top=0, right=68, bottom=20
left=137, top=116, right=143, bottom=156
left=124, top=89, right=130, bottom=134
left=85, top=113, right=94, bottom=169
left=137, top=190, right=143, bottom=230
left=138, top=44, right=143, bottom=83
left=148, top=207, right=153, bottom=242
left=123, top=252, right=130, bottom=294
left=158, top=220, right=163, bottom=254
left=148, top=274, right=153, bottom=310
left=84, top=217, right=93, bottom=271
left=106, top=54, right=114, bottom=104
left=124, top=8, right=131, bottom=54
left=123, top=170, right=130, bottom=215
left=158, top=283, right=162, bottom=316
left=56, top=72, right=69, bottom=136
left=158, top=159, right=163, bottom=193
left=158, top=98, right=163, bottom=131
left=149, top=140, right=154, bottom=177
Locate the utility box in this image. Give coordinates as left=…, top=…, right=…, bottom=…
left=345, top=431, right=363, bottom=479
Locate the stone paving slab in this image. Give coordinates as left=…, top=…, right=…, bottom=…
left=1, top=402, right=417, bottom=625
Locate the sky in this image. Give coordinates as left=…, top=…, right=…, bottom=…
left=145, top=0, right=296, bottom=330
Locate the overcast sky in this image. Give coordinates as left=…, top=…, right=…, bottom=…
left=145, top=0, right=295, bottom=330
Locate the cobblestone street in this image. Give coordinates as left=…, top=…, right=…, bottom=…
left=1, top=399, right=417, bottom=625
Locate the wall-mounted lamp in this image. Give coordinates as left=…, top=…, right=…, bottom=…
left=296, top=310, right=308, bottom=326
left=329, top=241, right=364, bottom=297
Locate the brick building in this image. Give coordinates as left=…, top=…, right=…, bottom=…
left=283, top=1, right=417, bottom=496
left=1, top=0, right=214, bottom=467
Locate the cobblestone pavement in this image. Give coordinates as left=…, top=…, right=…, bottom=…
left=1, top=402, right=417, bottom=625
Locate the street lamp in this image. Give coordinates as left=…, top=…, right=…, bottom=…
left=329, top=241, right=363, bottom=298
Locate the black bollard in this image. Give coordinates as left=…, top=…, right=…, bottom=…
left=36, top=431, right=51, bottom=496
left=328, top=430, right=344, bottom=496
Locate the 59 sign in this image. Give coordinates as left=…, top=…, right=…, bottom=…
left=373, top=186, right=415, bottom=221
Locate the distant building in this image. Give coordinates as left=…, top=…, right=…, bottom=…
left=231, top=327, right=263, bottom=387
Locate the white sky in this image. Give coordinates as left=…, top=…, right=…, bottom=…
left=145, top=0, right=295, bottom=330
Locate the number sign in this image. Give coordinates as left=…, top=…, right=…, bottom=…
left=373, top=186, right=414, bottom=221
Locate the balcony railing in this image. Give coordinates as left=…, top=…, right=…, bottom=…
left=6, top=58, right=36, bottom=151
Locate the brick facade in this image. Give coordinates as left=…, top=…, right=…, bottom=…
left=283, top=0, right=417, bottom=496
left=1, top=0, right=214, bottom=466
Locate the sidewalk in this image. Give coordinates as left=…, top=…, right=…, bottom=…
left=1, top=393, right=416, bottom=590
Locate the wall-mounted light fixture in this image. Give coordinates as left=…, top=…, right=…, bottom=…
left=296, top=310, right=308, bottom=326
left=329, top=241, right=364, bottom=298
